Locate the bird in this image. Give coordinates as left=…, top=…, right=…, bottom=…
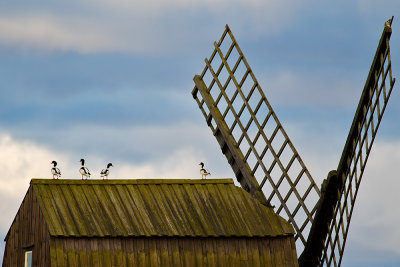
left=50, top=161, right=61, bottom=179
left=100, top=163, right=113, bottom=180
left=79, top=158, right=91, bottom=180
left=199, top=162, right=211, bottom=179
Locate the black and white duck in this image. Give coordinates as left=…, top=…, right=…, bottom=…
left=79, top=158, right=91, bottom=180
left=100, top=163, right=113, bottom=180
left=199, top=162, right=211, bottom=179
left=51, top=160, right=61, bottom=179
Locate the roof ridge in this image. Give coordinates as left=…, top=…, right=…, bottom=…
left=30, top=178, right=234, bottom=185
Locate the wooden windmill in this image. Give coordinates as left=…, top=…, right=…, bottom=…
left=192, top=17, right=396, bottom=266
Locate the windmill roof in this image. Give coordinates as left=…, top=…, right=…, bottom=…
left=30, top=178, right=293, bottom=238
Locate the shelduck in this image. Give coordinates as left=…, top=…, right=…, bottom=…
left=199, top=162, right=211, bottom=179
left=79, top=158, right=91, bottom=180
left=50, top=161, right=61, bottom=179
left=100, top=163, right=113, bottom=180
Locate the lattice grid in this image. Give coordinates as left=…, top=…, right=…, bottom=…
left=321, top=20, right=395, bottom=266
left=192, top=25, right=321, bottom=250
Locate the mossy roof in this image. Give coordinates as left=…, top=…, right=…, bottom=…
left=31, top=178, right=294, bottom=238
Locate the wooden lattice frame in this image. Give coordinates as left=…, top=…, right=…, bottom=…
left=192, top=18, right=395, bottom=267
left=192, top=25, right=321, bottom=249
left=321, top=18, right=396, bottom=267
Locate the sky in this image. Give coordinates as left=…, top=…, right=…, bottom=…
left=1, top=0, right=400, bottom=266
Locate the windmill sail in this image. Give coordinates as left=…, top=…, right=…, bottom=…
left=192, top=25, right=321, bottom=251
left=320, top=17, right=396, bottom=266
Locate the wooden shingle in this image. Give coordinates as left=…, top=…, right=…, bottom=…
left=3, top=178, right=298, bottom=266
left=31, top=179, right=294, bottom=238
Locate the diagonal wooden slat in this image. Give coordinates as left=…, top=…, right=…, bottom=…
left=321, top=17, right=396, bottom=267
left=192, top=24, right=321, bottom=251
left=192, top=19, right=396, bottom=266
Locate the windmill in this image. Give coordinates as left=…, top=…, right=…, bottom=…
left=191, top=17, right=396, bottom=266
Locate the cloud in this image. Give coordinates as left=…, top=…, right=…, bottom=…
left=112, top=148, right=203, bottom=179
left=259, top=70, right=362, bottom=109
left=355, top=0, right=400, bottom=17
left=267, top=117, right=400, bottom=261
left=0, top=134, right=65, bottom=197
left=0, top=133, right=70, bottom=254
left=0, top=16, right=134, bottom=53
left=0, top=129, right=230, bottom=235
left=302, top=138, right=400, bottom=262
left=346, top=141, right=400, bottom=253
left=0, top=0, right=308, bottom=54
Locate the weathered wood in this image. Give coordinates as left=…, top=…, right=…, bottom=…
left=3, top=179, right=298, bottom=266
left=193, top=75, right=270, bottom=207
left=3, top=186, right=51, bottom=267
left=299, top=171, right=340, bottom=266
left=322, top=18, right=396, bottom=266
left=30, top=178, right=234, bottom=185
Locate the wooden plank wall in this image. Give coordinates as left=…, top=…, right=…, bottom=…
left=50, top=236, right=298, bottom=267
left=3, top=185, right=51, bottom=267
